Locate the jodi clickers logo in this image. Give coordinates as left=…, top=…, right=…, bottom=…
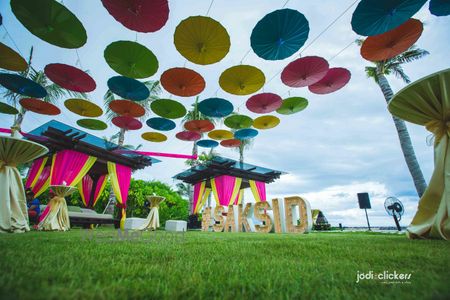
left=356, top=270, right=412, bottom=284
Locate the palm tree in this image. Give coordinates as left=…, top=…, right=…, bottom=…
left=1, top=47, right=85, bottom=130
left=361, top=42, right=429, bottom=197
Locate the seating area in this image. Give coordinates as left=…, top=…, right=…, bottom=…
left=39, top=205, right=115, bottom=227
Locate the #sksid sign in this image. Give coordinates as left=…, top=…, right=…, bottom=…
left=201, top=196, right=313, bottom=233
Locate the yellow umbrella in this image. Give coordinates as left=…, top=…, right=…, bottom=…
left=219, top=65, right=265, bottom=95
left=64, top=98, right=103, bottom=117
left=253, top=115, right=280, bottom=130
left=389, top=68, right=450, bottom=240
left=174, top=16, right=230, bottom=65
left=142, top=132, right=167, bottom=143
left=208, top=129, right=234, bottom=141
left=0, top=42, right=27, bottom=72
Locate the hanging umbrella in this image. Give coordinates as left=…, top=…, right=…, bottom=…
left=64, top=98, right=103, bottom=117
left=224, top=115, right=253, bottom=129
left=281, top=56, right=329, bottom=87
left=174, top=16, right=230, bottom=65
left=11, top=0, right=87, bottom=48
left=109, top=99, right=145, bottom=117
left=176, top=131, right=201, bottom=141
left=208, top=129, right=234, bottom=141
left=142, top=132, right=167, bottom=143
left=388, top=68, right=450, bottom=240
left=250, top=9, right=309, bottom=60
left=44, top=63, right=96, bottom=93
left=107, top=76, right=150, bottom=101
left=430, top=0, right=450, bottom=16
left=351, top=0, right=427, bottom=36
left=196, top=139, right=219, bottom=148
left=112, top=115, right=143, bottom=130
left=19, top=98, right=60, bottom=115
left=253, top=115, right=280, bottom=130
left=0, top=73, right=47, bottom=98
left=276, top=97, right=308, bottom=115
left=0, top=102, right=19, bottom=115
left=246, top=93, right=282, bottom=114
left=219, top=65, right=265, bottom=95
left=151, top=99, right=186, bottom=119
left=198, top=98, right=233, bottom=118
left=104, top=41, right=159, bottom=79
left=77, top=118, right=108, bottom=130
left=308, top=68, right=351, bottom=95
left=146, top=117, right=176, bottom=131
left=160, top=67, right=205, bottom=97
left=234, top=128, right=258, bottom=140
left=361, top=19, right=423, bottom=62
left=101, top=0, right=169, bottom=32
left=220, top=139, right=241, bottom=148
left=184, top=120, right=215, bottom=132
left=0, top=42, right=27, bottom=72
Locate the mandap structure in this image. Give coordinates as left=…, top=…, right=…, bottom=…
left=22, top=120, right=159, bottom=231
left=173, top=156, right=284, bottom=215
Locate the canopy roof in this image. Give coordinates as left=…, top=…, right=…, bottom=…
left=173, top=156, right=284, bottom=187
left=26, top=120, right=159, bottom=175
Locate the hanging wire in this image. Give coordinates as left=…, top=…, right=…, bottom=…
left=75, top=49, right=83, bottom=69
left=240, top=49, right=251, bottom=64
left=206, top=0, right=215, bottom=16
left=281, top=0, right=290, bottom=8
left=328, top=39, right=355, bottom=62
left=2, top=25, right=24, bottom=56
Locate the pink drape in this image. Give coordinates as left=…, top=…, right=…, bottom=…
left=115, top=164, right=132, bottom=208
left=213, top=175, right=237, bottom=206
left=25, top=157, right=45, bottom=189
left=192, top=182, right=202, bottom=213
left=255, top=181, right=267, bottom=202
left=50, top=150, right=91, bottom=186
left=32, top=166, right=50, bottom=196
left=80, top=174, right=107, bottom=207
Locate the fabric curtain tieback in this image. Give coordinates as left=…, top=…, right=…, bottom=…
left=426, top=119, right=450, bottom=144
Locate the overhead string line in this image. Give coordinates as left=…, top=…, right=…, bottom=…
left=2, top=24, right=24, bottom=57
left=206, top=0, right=215, bottom=16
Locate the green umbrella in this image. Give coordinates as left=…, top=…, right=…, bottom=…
left=0, top=102, right=19, bottom=115
left=151, top=99, right=186, bottom=119
left=224, top=115, right=253, bottom=129
left=11, top=0, right=87, bottom=49
left=76, top=119, right=108, bottom=131
left=104, top=41, right=159, bottom=79
left=276, top=97, right=308, bottom=115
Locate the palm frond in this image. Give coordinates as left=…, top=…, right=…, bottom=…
left=389, top=64, right=411, bottom=83
left=392, top=47, right=429, bottom=65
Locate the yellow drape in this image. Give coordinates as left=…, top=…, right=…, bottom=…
left=249, top=180, right=261, bottom=202
left=193, top=181, right=206, bottom=213
left=229, top=177, right=242, bottom=206
left=107, top=162, right=127, bottom=230
left=195, top=188, right=211, bottom=214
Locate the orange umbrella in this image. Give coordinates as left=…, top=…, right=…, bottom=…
left=184, top=120, right=215, bottom=133
left=220, top=139, right=241, bottom=148
left=109, top=100, right=145, bottom=117
left=361, top=19, right=423, bottom=62
left=19, top=98, right=60, bottom=115
left=0, top=42, right=27, bottom=72
left=64, top=98, right=103, bottom=117
left=160, top=67, right=205, bottom=97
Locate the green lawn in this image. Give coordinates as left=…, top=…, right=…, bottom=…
left=1, top=229, right=449, bottom=300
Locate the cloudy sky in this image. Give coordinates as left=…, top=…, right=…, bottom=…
left=1, top=1, right=449, bottom=227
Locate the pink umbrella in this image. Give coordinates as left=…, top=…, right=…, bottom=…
left=246, top=93, right=282, bottom=114
left=308, top=68, right=351, bottom=94
left=112, top=115, right=142, bottom=130
left=281, top=56, right=329, bottom=87
left=101, top=0, right=169, bottom=33
left=176, top=131, right=201, bottom=141
left=44, top=63, right=96, bottom=92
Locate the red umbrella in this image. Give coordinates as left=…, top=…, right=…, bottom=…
left=101, top=0, right=169, bottom=33
left=281, top=56, right=329, bottom=87
left=44, top=63, right=96, bottom=92
left=19, top=98, right=61, bottom=115
left=361, top=19, right=423, bottom=62
left=176, top=131, right=201, bottom=141
left=308, top=68, right=351, bottom=94
left=109, top=100, right=145, bottom=117
left=112, top=115, right=142, bottom=130
left=246, top=93, right=282, bottom=114
left=160, top=67, right=205, bottom=97
left=184, top=120, right=215, bottom=133
left=220, top=139, right=241, bottom=148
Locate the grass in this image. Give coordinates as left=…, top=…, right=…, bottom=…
left=1, top=228, right=449, bottom=300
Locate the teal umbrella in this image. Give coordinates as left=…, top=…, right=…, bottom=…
left=196, top=139, right=219, bottom=148
left=104, top=41, right=159, bottom=79
left=146, top=117, right=176, bottom=131
left=351, top=0, right=427, bottom=36
left=0, top=73, right=47, bottom=98
left=198, top=98, right=234, bottom=118
left=107, top=76, right=149, bottom=101
left=250, top=9, right=309, bottom=60
left=11, top=0, right=87, bottom=48
left=430, top=0, right=450, bottom=16
left=234, top=128, right=258, bottom=140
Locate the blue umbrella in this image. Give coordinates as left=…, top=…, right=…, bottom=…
left=250, top=9, right=309, bottom=60
left=196, top=139, right=219, bottom=148
left=234, top=128, right=258, bottom=140
left=146, top=117, right=176, bottom=131
left=107, top=76, right=150, bottom=101
left=351, top=0, right=427, bottom=36
left=198, top=98, right=234, bottom=118
left=0, top=73, right=47, bottom=98
left=429, top=0, right=450, bottom=16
